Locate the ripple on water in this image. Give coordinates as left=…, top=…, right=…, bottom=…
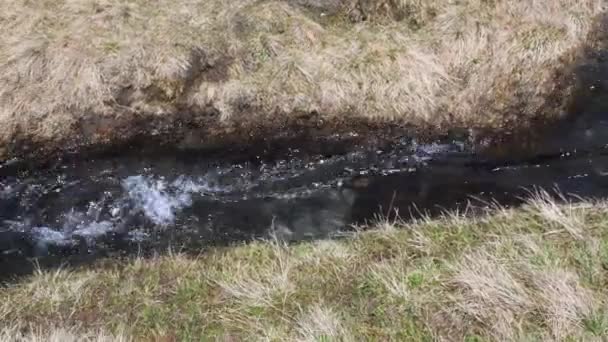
left=13, top=136, right=604, bottom=265
left=0, top=140, right=478, bottom=255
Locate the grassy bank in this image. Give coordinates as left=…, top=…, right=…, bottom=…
left=3, top=191, right=608, bottom=340
left=0, top=0, right=605, bottom=159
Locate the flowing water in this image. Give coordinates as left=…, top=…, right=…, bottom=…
left=2, top=110, right=608, bottom=279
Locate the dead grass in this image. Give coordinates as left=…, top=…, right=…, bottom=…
left=0, top=0, right=605, bottom=158
left=526, top=188, right=587, bottom=239
left=448, top=249, right=533, bottom=340
left=0, top=325, right=129, bottom=342
left=295, top=304, right=352, bottom=342
left=2, top=194, right=608, bottom=340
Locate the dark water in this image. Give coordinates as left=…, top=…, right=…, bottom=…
left=2, top=110, right=608, bottom=279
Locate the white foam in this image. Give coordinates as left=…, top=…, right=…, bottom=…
left=122, top=175, right=225, bottom=225
left=123, top=176, right=183, bottom=225
left=0, top=184, right=12, bottom=198
left=172, top=176, right=222, bottom=194
left=127, top=230, right=149, bottom=242
left=417, top=143, right=450, bottom=155
left=30, top=219, right=115, bottom=247
left=31, top=227, right=72, bottom=246
left=73, top=221, right=114, bottom=241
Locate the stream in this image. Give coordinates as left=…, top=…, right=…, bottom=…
left=2, top=110, right=608, bottom=279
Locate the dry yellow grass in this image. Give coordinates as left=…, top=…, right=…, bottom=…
left=0, top=0, right=605, bottom=159
left=3, top=194, right=608, bottom=340
left=0, top=326, right=129, bottom=342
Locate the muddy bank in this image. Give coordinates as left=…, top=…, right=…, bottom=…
left=2, top=84, right=604, bottom=168
left=2, top=115, right=429, bottom=166
left=1, top=1, right=606, bottom=163
left=0, top=115, right=580, bottom=174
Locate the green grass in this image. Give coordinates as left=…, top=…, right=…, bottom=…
left=2, top=192, right=608, bottom=340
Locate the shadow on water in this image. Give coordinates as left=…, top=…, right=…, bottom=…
left=2, top=14, right=608, bottom=283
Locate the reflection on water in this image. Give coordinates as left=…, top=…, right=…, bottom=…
left=2, top=111, right=608, bottom=278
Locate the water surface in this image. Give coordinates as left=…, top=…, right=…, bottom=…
left=2, top=111, right=608, bottom=279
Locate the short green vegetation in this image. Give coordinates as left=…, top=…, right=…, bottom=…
left=3, top=190, right=608, bottom=341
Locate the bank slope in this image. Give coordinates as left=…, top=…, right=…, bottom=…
left=3, top=192, right=608, bottom=340
left=0, top=0, right=606, bottom=160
